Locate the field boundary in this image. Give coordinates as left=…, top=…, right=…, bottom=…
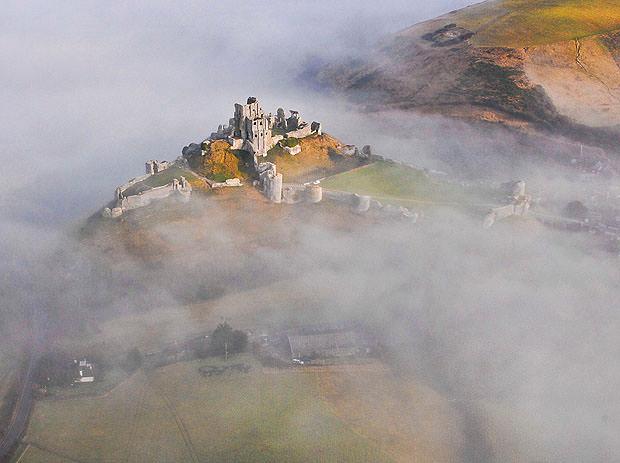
left=145, top=377, right=199, bottom=463
left=20, top=442, right=86, bottom=463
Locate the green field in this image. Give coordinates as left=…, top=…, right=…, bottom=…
left=452, top=0, right=620, bottom=47
left=123, top=166, right=197, bottom=196
left=320, top=161, right=487, bottom=207
left=20, top=356, right=391, bottom=463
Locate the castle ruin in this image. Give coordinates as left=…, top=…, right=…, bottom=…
left=145, top=160, right=170, bottom=175
left=207, top=97, right=322, bottom=162
left=104, top=165, right=192, bottom=218
left=483, top=180, right=532, bottom=228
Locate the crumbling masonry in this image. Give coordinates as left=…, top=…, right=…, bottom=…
left=483, top=180, right=531, bottom=228
left=103, top=162, right=191, bottom=218
left=204, top=96, right=322, bottom=164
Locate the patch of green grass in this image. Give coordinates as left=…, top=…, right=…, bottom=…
left=321, top=162, right=453, bottom=203
left=208, top=172, right=229, bottom=182
left=452, top=0, right=620, bottom=47
left=281, top=137, right=299, bottom=148
left=266, top=144, right=283, bottom=158
left=141, top=167, right=197, bottom=189
left=320, top=161, right=494, bottom=208
left=123, top=167, right=197, bottom=196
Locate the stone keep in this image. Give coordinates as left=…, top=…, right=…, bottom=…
left=233, top=97, right=274, bottom=157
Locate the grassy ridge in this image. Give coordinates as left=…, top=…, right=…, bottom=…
left=319, top=162, right=497, bottom=209
left=320, top=162, right=470, bottom=205
left=452, top=0, right=620, bottom=47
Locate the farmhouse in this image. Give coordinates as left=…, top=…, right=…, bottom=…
left=73, top=359, right=95, bottom=383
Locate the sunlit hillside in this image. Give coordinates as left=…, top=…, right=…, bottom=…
left=450, top=0, right=620, bottom=46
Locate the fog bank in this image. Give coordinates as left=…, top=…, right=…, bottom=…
left=1, top=1, right=619, bottom=462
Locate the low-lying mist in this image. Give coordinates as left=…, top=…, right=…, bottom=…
left=28, top=193, right=620, bottom=462
left=2, top=1, right=619, bottom=462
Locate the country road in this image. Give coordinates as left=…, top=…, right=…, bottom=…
left=0, top=351, right=36, bottom=462
left=0, top=305, right=44, bottom=463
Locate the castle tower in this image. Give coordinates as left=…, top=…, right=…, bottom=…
left=233, top=96, right=273, bottom=156
left=305, top=184, right=323, bottom=203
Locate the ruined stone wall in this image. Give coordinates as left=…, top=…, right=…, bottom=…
left=121, top=181, right=191, bottom=211
left=117, top=174, right=151, bottom=196
left=284, top=121, right=323, bottom=139
left=211, top=178, right=243, bottom=188
left=321, top=189, right=417, bottom=220
left=280, top=184, right=323, bottom=204
left=482, top=183, right=531, bottom=228
left=285, top=124, right=313, bottom=139
left=105, top=176, right=192, bottom=218
left=145, top=160, right=170, bottom=175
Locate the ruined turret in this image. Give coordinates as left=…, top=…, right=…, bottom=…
left=257, top=162, right=282, bottom=203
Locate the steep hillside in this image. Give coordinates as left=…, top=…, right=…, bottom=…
left=188, top=140, right=251, bottom=182
left=316, top=0, right=620, bottom=142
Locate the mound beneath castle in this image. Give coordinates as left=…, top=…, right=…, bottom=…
left=264, top=134, right=366, bottom=184
left=186, top=132, right=369, bottom=186
left=188, top=140, right=251, bottom=182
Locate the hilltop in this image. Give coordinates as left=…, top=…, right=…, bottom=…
left=316, top=0, right=620, bottom=147
left=95, top=96, right=595, bottom=241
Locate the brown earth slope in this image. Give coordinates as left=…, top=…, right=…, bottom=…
left=316, top=1, right=620, bottom=143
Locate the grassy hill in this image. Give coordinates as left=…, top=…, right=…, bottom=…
left=317, top=0, right=620, bottom=145
left=320, top=161, right=494, bottom=209
left=450, top=0, right=620, bottom=47
left=264, top=134, right=366, bottom=184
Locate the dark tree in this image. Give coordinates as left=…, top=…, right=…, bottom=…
left=210, top=323, right=248, bottom=358
left=564, top=201, right=589, bottom=221
left=123, top=347, right=143, bottom=373
left=232, top=329, right=248, bottom=353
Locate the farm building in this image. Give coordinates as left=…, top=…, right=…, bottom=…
left=286, top=327, right=371, bottom=363
left=73, top=359, right=95, bottom=383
